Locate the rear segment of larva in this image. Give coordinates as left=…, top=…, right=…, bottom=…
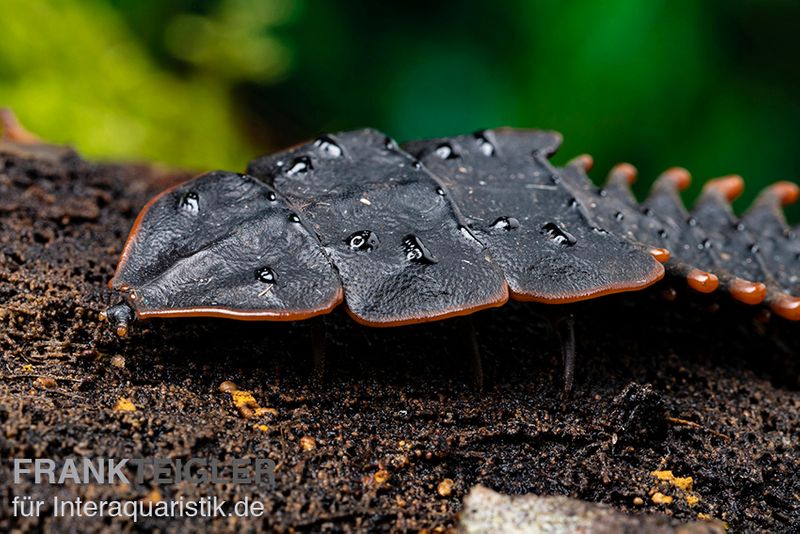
left=551, top=155, right=800, bottom=320
left=106, top=128, right=799, bottom=338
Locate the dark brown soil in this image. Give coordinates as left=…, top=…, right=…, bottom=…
left=1, top=141, right=798, bottom=532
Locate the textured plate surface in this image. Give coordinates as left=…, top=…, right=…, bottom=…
left=248, top=129, right=509, bottom=325
left=404, top=129, right=664, bottom=302
left=559, top=165, right=720, bottom=275
left=743, top=186, right=800, bottom=296
left=111, top=171, right=342, bottom=320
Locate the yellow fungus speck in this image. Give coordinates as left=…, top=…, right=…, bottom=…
left=231, top=390, right=257, bottom=406
left=652, top=470, right=675, bottom=481
left=651, top=470, right=693, bottom=492
left=374, top=469, right=390, bottom=484
left=227, top=389, right=278, bottom=420
left=114, top=397, right=136, bottom=412
left=651, top=492, right=673, bottom=505
left=230, top=389, right=259, bottom=418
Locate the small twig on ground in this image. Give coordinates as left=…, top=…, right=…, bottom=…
left=666, top=416, right=731, bottom=441
left=2, top=374, right=84, bottom=383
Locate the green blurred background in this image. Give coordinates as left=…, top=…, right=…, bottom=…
left=1, top=0, right=798, bottom=217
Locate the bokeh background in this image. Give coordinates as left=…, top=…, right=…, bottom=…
left=2, top=0, right=798, bottom=217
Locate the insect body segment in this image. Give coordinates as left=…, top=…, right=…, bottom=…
left=557, top=157, right=800, bottom=320
left=404, top=129, right=665, bottom=304
left=109, top=171, right=343, bottom=321
left=107, top=128, right=800, bottom=335
left=247, top=129, right=509, bottom=326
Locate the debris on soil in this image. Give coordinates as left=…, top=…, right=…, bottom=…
left=33, top=376, right=56, bottom=389
left=651, top=470, right=701, bottom=508
left=113, top=397, right=137, bottom=412
left=437, top=479, right=455, bottom=498
left=230, top=389, right=261, bottom=418
left=299, top=435, right=316, bottom=451
left=607, top=382, right=667, bottom=444
left=1, top=138, right=799, bottom=531
left=457, top=486, right=725, bottom=533
left=652, top=492, right=674, bottom=506
left=653, top=470, right=694, bottom=493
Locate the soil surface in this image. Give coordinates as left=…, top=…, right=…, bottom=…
left=0, top=140, right=798, bottom=532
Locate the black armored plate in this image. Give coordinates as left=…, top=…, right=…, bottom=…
left=558, top=164, right=726, bottom=291
left=558, top=163, right=795, bottom=307
left=689, top=179, right=772, bottom=288
left=247, top=129, right=509, bottom=326
left=640, top=171, right=722, bottom=276
left=743, top=183, right=800, bottom=297
left=110, top=171, right=343, bottom=320
left=404, top=129, right=665, bottom=303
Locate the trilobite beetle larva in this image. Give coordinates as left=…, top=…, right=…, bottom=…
left=102, top=128, right=800, bottom=389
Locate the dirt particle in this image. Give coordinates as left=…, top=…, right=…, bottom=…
left=34, top=376, right=56, bottom=389
left=437, top=478, right=455, bottom=497
left=110, top=355, right=125, bottom=368
left=696, top=513, right=728, bottom=530
left=608, top=382, right=666, bottom=444
left=300, top=436, right=316, bottom=451
left=219, top=380, right=239, bottom=393
left=255, top=407, right=278, bottom=417
left=374, top=469, right=390, bottom=485
left=633, top=497, right=644, bottom=506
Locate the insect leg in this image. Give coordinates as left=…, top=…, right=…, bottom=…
left=311, top=319, right=327, bottom=384
left=457, top=317, right=484, bottom=391
left=554, top=313, right=576, bottom=394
